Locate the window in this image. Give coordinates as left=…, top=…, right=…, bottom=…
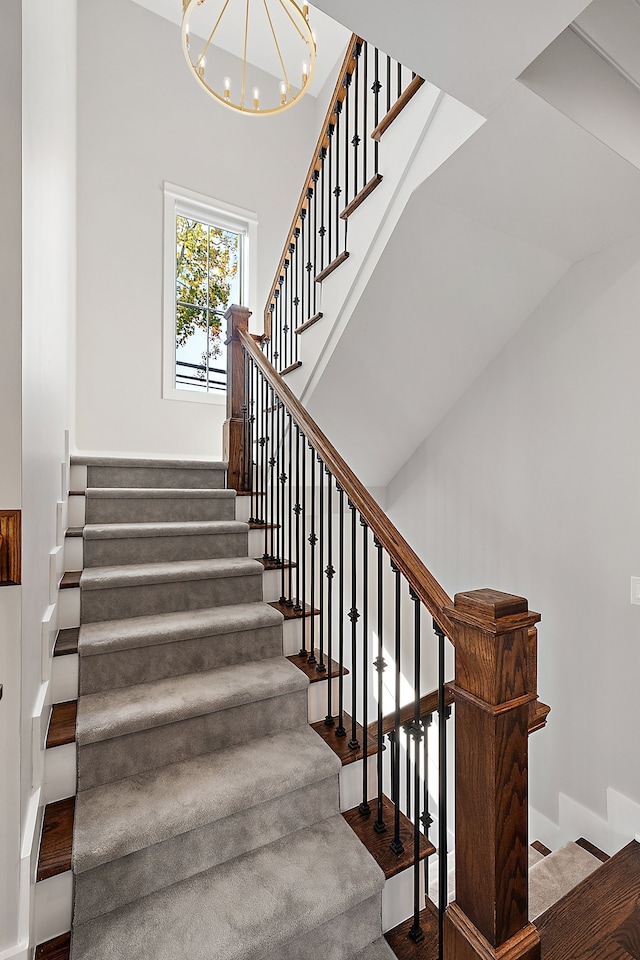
left=163, top=183, right=257, bottom=404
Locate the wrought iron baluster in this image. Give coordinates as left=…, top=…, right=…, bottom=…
left=373, top=538, right=386, bottom=833
left=312, top=170, right=319, bottom=316
left=348, top=501, right=359, bottom=750
left=327, top=122, right=334, bottom=271
left=390, top=563, right=404, bottom=855
left=373, top=49, right=381, bottom=176
left=268, top=387, right=276, bottom=559
left=319, top=147, right=327, bottom=274
left=299, top=430, right=307, bottom=655
left=308, top=442, right=317, bottom=665
left=397, top=60, right=402, bottom=100
left=294, top=426, right=302, bottom=612
left=408, top=590, right=424, bottom=944
left=299, top=209, right=306, bottom=330
left=344, top=70, right=351, bottom=209
left=287, top=411, right=293, bottom=604
left=293, top=233, right=299, bottom=361
left=282, top=259, right=289, bottom=370
left=275, top=396, right=282, bottom=565
left=242, top=348, right=248, bottom=493
left=324, top=468, right=335, bottom=724
left=362, top=41, right=368, bottom=188
left=307, top=185, right=314, bottom=320
left=261, top=373, right=268, bottom=553
left=360, top=517, right=370, bottom=814
left=386, top=54, right=391, bottom=114
left=334, top=102, right=342, bottom=261
left=317, top=455, right=326, bottom=674
left=405, top=724, right=411, bottom=819
left=278, top=399, right=287, bottom=603
left=435, top=619, right=448, bottom=960
left=336, top=483, right=346, bottom=738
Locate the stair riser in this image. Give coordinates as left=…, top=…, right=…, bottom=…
left=86, top=465, right=226, bottom=489
left=81, top=572, right=263, bottom=623
left=79, top=623, right=283, bottom=694
left=77, top=689, right=308, bottom=790
left=85, top=497, right=236, bottom=524
left=83, top=531, right=248, bottom=567
left=74, top=776, right=339, bottom=924
left=269, top=893, right=383, bottom=960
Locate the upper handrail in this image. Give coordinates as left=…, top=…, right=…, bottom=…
left=239, top=328, right=456, bottom=637
left=263, top=33, right=363, bottom=334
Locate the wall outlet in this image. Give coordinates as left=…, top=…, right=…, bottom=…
left=631, top=577, right=640, bottom=605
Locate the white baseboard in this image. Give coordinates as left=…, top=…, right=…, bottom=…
left=530, top=786, right=640, bottom=856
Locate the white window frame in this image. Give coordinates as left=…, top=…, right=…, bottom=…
left=162, top=182, right=258, bottom=405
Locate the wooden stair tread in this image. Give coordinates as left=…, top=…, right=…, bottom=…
left=371, top=75, right=425, bottom=142
left=385, top=897, right=439, bottom=959
left=294, top=312, right=323, bottom=335
left=35, top=932, right=71, bottom=960
left=255, top=556, right=296, bottom=571
left=37, top=797, right=75, bottom=881
left=343, top=793, right=435, bottom=880
left=287, top=648, right=348, bottom=682
left=66, top=526, right=83, bottom=538
left=315, top=250, right=350, bottom=284
left=340, top=173, right=383, bottom=220
left=269, top=599, right=319, bottom=620
left=54, top=628, right=79, bottom=657
left=247, top=520, right=278, bottom=530
left=46, top=700, right=77, bottom=748
left=60, top=570, right=81, bottom=589
left=575, top=836, right=609, bottom=863
left=280, top=361, right=302, bottom=376
left=531, top=839, right=552, bottom=858
left=535, top=839, right=640, bottom=959
left=311, top=712, right=382, bottom=765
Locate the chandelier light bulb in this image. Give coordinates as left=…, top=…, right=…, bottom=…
left=253, top=87, right=260, bottom=110
left=302, top=4, right=309, bottom=20
left=197, top=55, right=206, bottom=80
left=224, top=76, right=231, bottom=100
left=185, top=24, right=190, bottom=49
left=302, top=62, right=308, bottom=85
left=280, top=81, right=287, bottom=105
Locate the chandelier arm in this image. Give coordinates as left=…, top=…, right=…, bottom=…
left=263, top=0, right=292, bottom=96
left=241, top=0, right=250, bottom=108
left=277, top=0, right=307, bottom=43
left=197, top=0, right=232, bottom=65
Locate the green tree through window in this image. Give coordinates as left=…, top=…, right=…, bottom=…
left=175, top=215, right=240, bottom=392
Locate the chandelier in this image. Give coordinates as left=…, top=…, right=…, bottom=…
left=182, top=0, right=317, bottom=116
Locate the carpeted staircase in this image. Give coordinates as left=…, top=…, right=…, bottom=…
left=69, top=456, right=395, bottom=960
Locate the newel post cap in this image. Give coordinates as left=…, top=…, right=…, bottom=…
left=225, top=304, right=251, bottom=342
left=445, top=588, right=540, bottom=636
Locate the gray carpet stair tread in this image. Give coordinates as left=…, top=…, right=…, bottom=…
left=85, top=487, right=235, bottom=500
left=73, top=726, right=340, bottom=872
left=350, top=939, right=396, bottom=960
left=77, top=657, right=308, bottom=746
left=71, top=816, right=384, bottom=960
left=78, top=602, right=283, bottom=657
left=83, top=520, right=247, bottom=540
left=80, top=556, right=262, bottom=591
left=72, top=456, right=227, bottom=469
left=529, top=841, right=602, bottom=920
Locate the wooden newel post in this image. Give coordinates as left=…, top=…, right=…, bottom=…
left=443, top=589, right=541, bottom=960
left=223, top=304, right=251, bottom=494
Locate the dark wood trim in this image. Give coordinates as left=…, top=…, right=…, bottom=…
left=46, top=701, right=77, bottom=749
left=287, top=648, right=348, bottom=682
left=371, top=75, right=425, bottom=141
left=0, top=509, right=21, bottom=586
left=247, top=519, right=278, bottom=530
left=311, top=712, right=382, bottom=765
left=531, top=840, right=552, bottom=858
left=528, top=700, right=551, bottom=734
left=268, top=599, right=319, bottom=620
left=255, top=556, right=296, bottom=571
left=280, top=361, right=303, bottom=376
left=371, top=687, right=454, bottom=740
left=343, top=793, right=435, bottom=880
left=66, top=526, right=83, bottom=538
left=264, top=34, right=362, bottom=331
left=385, top=897, right=439, bottom=959
left=60, top=571, right=81, bottom=589
left=340, top=173, right=384, bottom=219
left=35, top=932, right=71, bottom=960
left=54, top=628, right=79, bottom=657
left=575, top=837, right=609, bottom=863
left=295, top=312, right=323, bottom=335
left=68, top=490, right=85, bottom=497
left=314, top=250, right=350, bottom=284
left=535, top=840, right=640, bottom=959
left=240, top=331, right=455, bottom=636
left=37, top=797, right=75, bottom=881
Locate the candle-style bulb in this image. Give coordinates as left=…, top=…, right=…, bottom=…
left=185, top=24, right=190, bottom=49
left=253, top=87, right=260, bottom=110
left=224, top=76, right=231, bottom=100
left=197, top=55, right=206, bottom=79
left=302, top=62, right=308, bottom=85
left=280, top=81, right=286, bottom=105
left=302, top=3, right=309, bottom=19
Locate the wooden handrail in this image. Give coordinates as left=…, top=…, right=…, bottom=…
left=239, top=327, right=456, bottom=637
left=263, top=34, right=363, bottom=333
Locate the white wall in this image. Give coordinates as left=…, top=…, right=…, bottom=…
left=75, top=0, right=319, bottom=458
left=0, top=0, right=23, bottom=950
left=383, top=233, right=640, bottom=835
